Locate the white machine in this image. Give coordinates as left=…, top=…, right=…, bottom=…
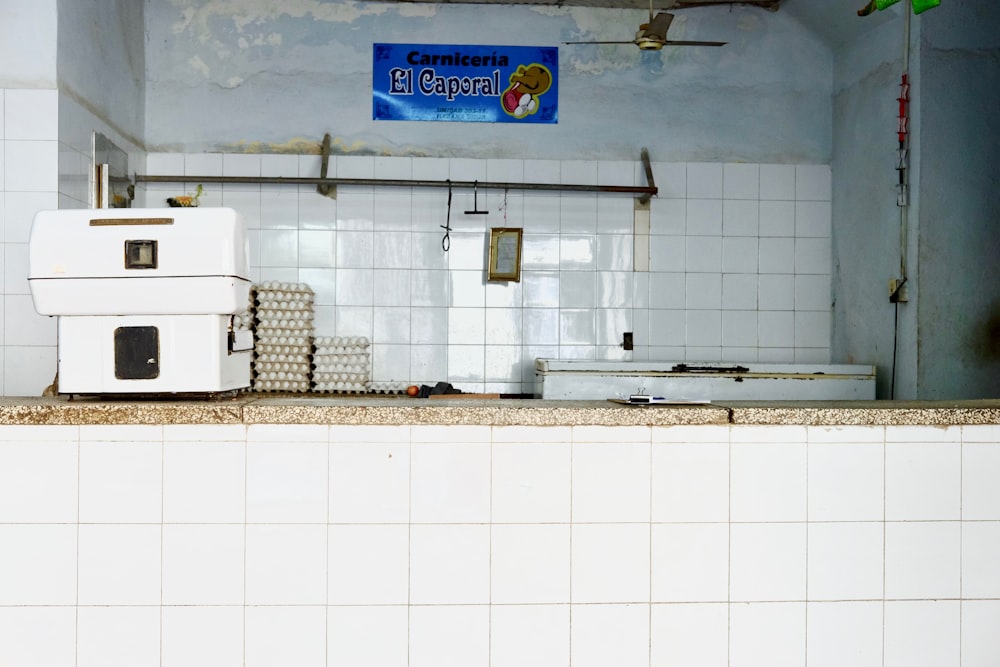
left=535, top=359, right=876, bottom=401
left=28, top=207, right=253, bottom=395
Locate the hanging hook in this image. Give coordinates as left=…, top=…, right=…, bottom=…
left=440, top=180, right=452, bottom=252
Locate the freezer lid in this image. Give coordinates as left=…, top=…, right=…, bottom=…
left=28, top=207, right=250, bottom=280
left=534, top=358, right=876, bottom=376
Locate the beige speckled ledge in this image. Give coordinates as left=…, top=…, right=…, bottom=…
left=0, top=396, right=998, bottom=427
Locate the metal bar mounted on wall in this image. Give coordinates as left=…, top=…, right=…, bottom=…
left=133, top=138, right=658, bottom=204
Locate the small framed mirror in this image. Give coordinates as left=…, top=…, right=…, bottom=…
left=488, top=227, right=523, bottom=282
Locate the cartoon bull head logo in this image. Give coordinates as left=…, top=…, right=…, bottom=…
left=501, top=63, right=553, bottom=118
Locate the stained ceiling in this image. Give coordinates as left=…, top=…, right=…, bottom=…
left=373, top=0, right=904, bottom=48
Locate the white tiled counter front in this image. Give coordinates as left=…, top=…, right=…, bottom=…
left=0, top=399, right=998, bottom=667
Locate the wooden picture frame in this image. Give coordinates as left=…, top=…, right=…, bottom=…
left=488, top=227, right=523, bottom=282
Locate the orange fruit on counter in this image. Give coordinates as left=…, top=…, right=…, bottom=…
left=406, top=385, right=419, bottom=396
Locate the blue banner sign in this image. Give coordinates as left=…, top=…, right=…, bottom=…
left=373, top=43, right=558, bottom=124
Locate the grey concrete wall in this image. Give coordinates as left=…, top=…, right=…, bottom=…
left=142, top=0, right=832, bottom=162
left=916, top=0, right=1000, bottom=398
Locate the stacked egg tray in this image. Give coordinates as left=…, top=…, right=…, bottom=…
left=311, top=336, right=372, bottom=394
left=251, top=282, right=315, bottom=393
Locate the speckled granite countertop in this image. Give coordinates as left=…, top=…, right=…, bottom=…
left=0, top=396, right=998, bottom=426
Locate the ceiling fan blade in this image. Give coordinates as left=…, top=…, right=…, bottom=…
left=663, top=39, right=727, bottom=46
left=645, top=12, right=675, bottom=39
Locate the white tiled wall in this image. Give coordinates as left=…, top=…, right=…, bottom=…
left=2, top=422, right=998, bottom=666
left=139, top=153, right=832, bottom=394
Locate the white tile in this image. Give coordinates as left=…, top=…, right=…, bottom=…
left=724, top=163, right=760, bottom=199
left=329, top=440, right=408, bottom=522
left=962, top=521, right=1000, bottom=598
left=521, top=194, right=561, bottom=233
left=597, top=197, right=633, bottom=233
left=79, top=441, right=161, bottom=523
left=651, top=603, right=727, bottom=666
left=731, top=442, right=806, bottom=522
left=485, top=343, right=521, bottom=381
left=161, top=524, right=244, bottom=605
left=560, top=194, right=597, bottom=233
left=650, top=162, right=685, bottom=198
left=650, top=197, right=685, bottom=234
left=521, top=234, right=560, bottom=270
left=686, top=309, right=722, bottom=347
left=649, top=235, right=686, bottom=273
left=884, top=601, right=960, bottom=667
left=3, top=139, right=59, bottom=192
left=962, top=443, right=1000, bottom=519
left=0, top=606, right=76, bottom=667
left=686, top=198, right=723, bottom=235
left=795, top=273, right=830, bottom=311
left=335, top=267, right=374, bottom=305
left=651, top=523, right=728, bottom=602
left=885, top=521, right=961, bottom=599
left=338, top=155, right=375, bottom=179
left=806, top=601, right=883, bottom=667
left=559, top=308, right=595, bottom=345
left=730, top=523, right=807, bottom=602
left=5, top=241, right=28, bottom=294
left=491, top=604, right=569, bottom=667
left=374, top=232, right=412, bottom=268
left=730, top=602, right=806, bottom=667
left=572, top=524, right=649, bottom=603
left=410, top=442, right=490, bottom=522
left=410, top=306, right=448, bottom=344
left=246, top=442, right=327, bottom=523
left=221, top=153, right=259, bottom=176
left=184, top=153, right=223, bottom=176
left=648, top=272, right=686, bottom=308
left=962, top=600, right=1000, bottom=667
left=571, top=603, right=649, bottom=667
left=723, top=273, right=758, bottom=310
left=5, top=294, right=56, bottom=345
left=4, top=191, right=56, bottom=242
left=0, top=440, right=76, bottom=522
left=492, top=442, right=570, bottom=522
left=373, top=305, right=411, bottom=343
left=6, top=90, right=57, bottom=140
left=808, top=522, right=883, bottom=601
left=795, top=164, right=832, bottom=201
left=245, top=606, right=325, bottom=667
left=163, top=441, right=244, bottom=523
left=795, top=238, right=832, bottom=276
left=561, top=160, right=597, bottom=185
left=410, top=343, right=447, bottom=381
left=523, top=158, right=560, bottom=183
left=450, top=273, right=485, bottom=307
left=886, top=442, right=960, bottom=520
left=686, top=162, right=723, bottom=198
left=560, top=234, right=597, bottom=270
left=492, top=524, right=571, bottom=603
left=572, top=442, right=650, bottom=522
left=327, top=606, right=408, bottom=667
left=161, top=606, right=243, bottom=667
left=686, top=236, right=722, bottom=274
left=410, top=524, right=490, bottom=604
left=245, top=525, right=327, bottom=605
left=409, top=605, right=489, bottom=667
left=808, top=442, right=883, bottom=521
left=723, top=236, right=759, bottom=273
left=724, top=199, right=760, bottom=238
left=760, top=164, right=796, bottom=200
left=723, top=310, right=758, bottom=347
left=328, top=524, right=409, bottom=604
left=5, top=347, right=53, bottom=395
left=260, top=153, right=299, bottom=177
left=794, top=310, right=831, bottom=349
left=0, top=524, right=76, bottom=605
left=652, top=440, right=728, bottom=521
left=795, top=200, right=832, bottom=239
left=410, top=269, right=449, bottom=306
left=485, top=307, right=522, bottom=344
left=259, top=228, right=298, bottom=267
left=297, top=229, right=334, bottom=267
left=757, top=237, right=795, bottom=274
left=335, top=229, right=374, bottom=266
left=759, top=199, right=796, bottom=236
left=77, top=605, right=160, bottom=667
left=78, top=524, right=160, bottom=605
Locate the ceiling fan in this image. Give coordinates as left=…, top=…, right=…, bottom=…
left=563, top=1, right=727, bottom=51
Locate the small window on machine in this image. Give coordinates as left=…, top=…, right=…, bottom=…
left=125, top=239, right=157, bottom=269
left=114, top=326, right=160, bottom=380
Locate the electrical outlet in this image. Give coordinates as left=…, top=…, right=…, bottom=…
left=622, top=331, right=634, bottom=350
left=889, top=278, right=909, bottom=303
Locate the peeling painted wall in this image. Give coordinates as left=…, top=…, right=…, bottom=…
left=916, top=0, right=1000, bottom=398
left=143, top=0, right=832, bottom=162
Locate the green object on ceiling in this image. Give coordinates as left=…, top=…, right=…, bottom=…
left=858, top=0, right=940, bottom=16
